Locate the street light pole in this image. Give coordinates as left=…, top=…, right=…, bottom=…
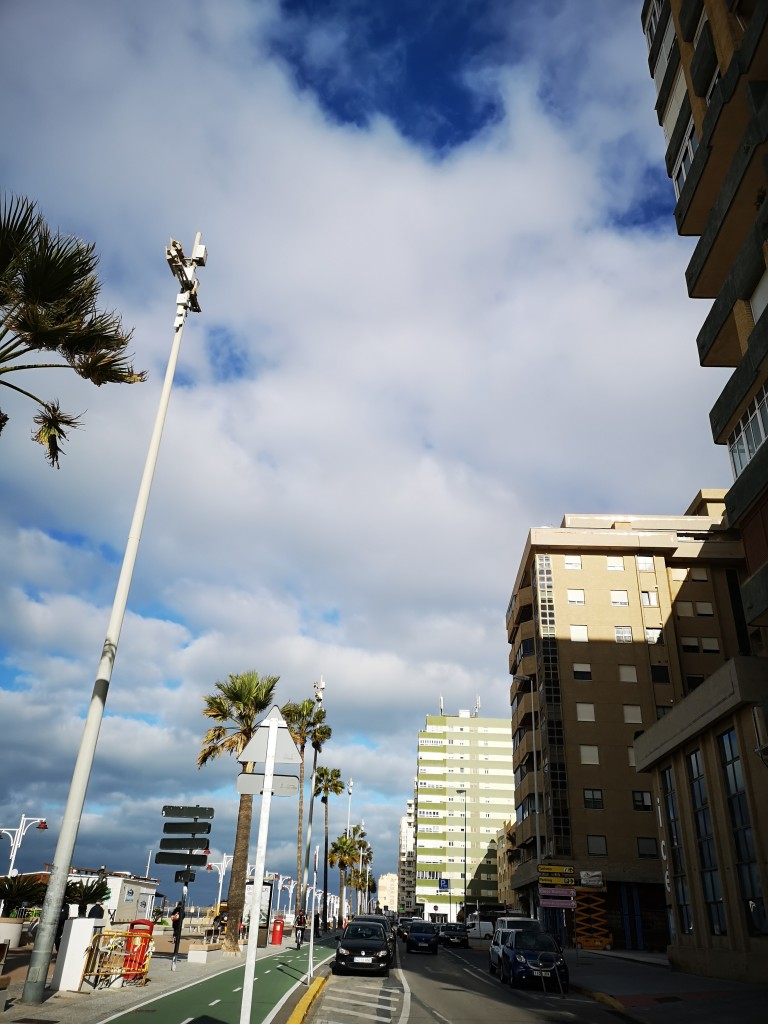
left=346, top=778, right=353, bottom=836
left=0, top=815, right=48, bottom=916
left=22, top=235, right=206, bottom=1007
left=302, top=677, right=325, bottom=911
left=456, top=789, right=467, bottom=921
left=207, top=854, right=234, bottom=912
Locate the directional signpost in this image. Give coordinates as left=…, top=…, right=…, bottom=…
left=537, top=864, right=577, bottom=910
left=156, top=805, right=214, bottom=966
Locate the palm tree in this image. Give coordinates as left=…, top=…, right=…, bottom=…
left=0, top=193, right=144, bottom=466
left=282, top=698, right=331, bottom=912
left=314, top=766, right=344, bottom=930
left=349, top=823, right=373, bottom=913
left=328, top=833, right=357, bottom=928
left=198, top=670, right=280, bottom=955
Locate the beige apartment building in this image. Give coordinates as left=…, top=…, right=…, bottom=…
left=413, top=708, right=514, bottom=923
left=506, top=492, right=753, bottom=951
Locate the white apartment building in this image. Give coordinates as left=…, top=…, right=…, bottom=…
left=376, top=872, right=399, bottom=914
left=414, top=708, right=515, bottom=923
left=397, top=799, right=415, bottom=914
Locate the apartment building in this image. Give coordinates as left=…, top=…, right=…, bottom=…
left=413, top=708, right=514, bottom=923
left=376, top=872, right=399, bottom=914
left=397, top=799, right=416, bottom=915
left=505, top=492, right=753, bottom=951
left=638, top=1, right=768, bottom=979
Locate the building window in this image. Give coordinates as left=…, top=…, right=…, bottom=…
left=646, top=627, right=664, bottom=645
left=650, top=664, right=670, bottom=683
left=663, top=766, right=692, bottom=933
left=607, top=556, right=624, bottom=571
left=567, top=589, right=585, bottom=605
left=570, top=624, right=588, bottom=642
left=576, top=702, right=596, bottom=722
left=580, top=745, right=599, bottom=765
left=676, top=601, right=693, bottom=616
left=587, top=835, right=607, bottom=857
left=672, top=118, right=699, bottom=199
left=610, top=590, right=629, bottom=606
left=696, top=602, right=714, bottom=617
left=728, top=382, right=768, bottom=480
left=637, top=555, right=654, bottom=572
left=623, top=705, right=642, bottom=725
left=643, top=0, right=663, bottom=52
left=691, top=567, right=708, bottom=581
left=681, top=636, right=699, bottom=653
left=686, top=675, right=705, bottom=692
left=564, top=555, right=582, bottom=570
left=637, top=837, right=659, bottom=859
left=701, top=637, right=720, bottom=654
left=573, top=663, right=592, bottom=681
left=584, top=788, right=603, bottom=810
left=633, top=790, right=652, bottom=812
left=689, top=748, right=726, bottom=935
left=641, top=590, right=659, bottom=607
left=720, top=728, right=767, bottom=935
left=656, top=705, right=672, bottom=718
left=615, top=626, right=632, bottom=643
left=628, top=747, right=636, bottom=767
left=619, top=664, right=638, bottom=683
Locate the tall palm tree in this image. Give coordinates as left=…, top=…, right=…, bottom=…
left=282, top=698, right=332, bottom=912
left=328, top=833, right=357, bottom=928
left=314, top=766, right=344, bottom=930
left=0, top=193, right=145, bottom=466
left=197, top=670, right=279, bottom=955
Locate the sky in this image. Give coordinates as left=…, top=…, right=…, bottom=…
left=0, top=0, right=730, bottom=910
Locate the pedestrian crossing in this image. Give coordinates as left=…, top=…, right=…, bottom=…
left=310, top=975, right=405, bottom=1024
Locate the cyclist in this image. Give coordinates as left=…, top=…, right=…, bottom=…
left=294, top=909, right=307, bottom=949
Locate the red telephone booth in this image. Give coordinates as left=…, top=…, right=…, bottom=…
left=270, top=918, right=284, bottom=945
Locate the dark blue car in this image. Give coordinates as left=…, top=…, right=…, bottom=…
left=499, top=931, right=568, bottom=992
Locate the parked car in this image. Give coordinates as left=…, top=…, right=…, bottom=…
left=440, top=923, right=469, bottom=948
left=352, top=915, right=396, bottom=965
left=406, top=919, right=439, bottom=954
left=335, top=920, right=391, bottom=976
left=495, top=915, right=543, bottom=934
left=499, top=930, right=568, bottom=992
left=397, top=917, right=415, bottom=940
left=465, top=919, right=494, bottom=939
left=488, top=928, right=512, bottom=974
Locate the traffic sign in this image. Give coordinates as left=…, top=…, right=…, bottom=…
left=163, top=820, right=211, bottom=835
left=537, top=864, right=574, bottom=874
left=540, top=897, right=576, bottom=909
left=155, top=852, right=209, bottom=867
left=239, top=707, right=301, bottom=765
left=162, top=805, right=214, bottom=819
left=537, top=874, right=575, bottom=886
left=159, top=837, right=210, bottom=852
left=236, top=772, right=299, bottom=797
left=539, top=886, right=575, bottom=897
left=438, top=879, right=449, bottom=891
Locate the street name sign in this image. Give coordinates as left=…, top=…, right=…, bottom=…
left=537, top=864, right=574, bottom=874
left=537, top=874, right=576, bottom=886
left=162, top=805, right=214, bottom=819
left=236, top=772, right=299, bottom=797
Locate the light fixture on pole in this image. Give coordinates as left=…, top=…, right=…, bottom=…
left=456, top=790, right=467, bottom=920
left=0, top=815, right=47, bottom=917
left=206, top=853, right=234, bottom=912
left=346, top=778, right=353, bottom=836
left=22, top=234, right=207, bottom=1007
left=301, top=677, right=325, bottom=911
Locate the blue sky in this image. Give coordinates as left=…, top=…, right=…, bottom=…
left=0, top=0, right=729, bottom=909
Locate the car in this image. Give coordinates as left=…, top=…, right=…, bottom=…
left=499, top=930, right=569, bottom=992
left=397, top=917, right=415, bottom=940
left=406, top=919, right=439, bottom=954
left=495, top=915, right=543, bottom=935
left=488, top=928, right=512, bottom=974
left=352, top=915, right=396, bottom=965
left=440, top=923, right=469, bottom=948
left=335, top=920, right=391, bottom=976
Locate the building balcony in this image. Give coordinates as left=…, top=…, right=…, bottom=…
left=506, top=585, right=532, bottom=633
left=510, top=689, right=535, bottom=732
left=512, top=728, right=536, bottom=768
left=513, top=771, right=541, bottom=807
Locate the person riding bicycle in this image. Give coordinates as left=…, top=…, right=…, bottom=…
left=294, top=909, right=307, bottom=948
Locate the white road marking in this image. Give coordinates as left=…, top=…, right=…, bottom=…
left=209, top=998, right=220, bottom=1005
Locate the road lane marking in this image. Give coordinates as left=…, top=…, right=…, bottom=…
left=209, top=998, right=221, bottom=1005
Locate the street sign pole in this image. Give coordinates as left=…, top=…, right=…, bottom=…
left=239, top=714, right=278, bottom=1024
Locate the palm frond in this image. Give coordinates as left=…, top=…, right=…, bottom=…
left=32, top=401, right=82, bottom=467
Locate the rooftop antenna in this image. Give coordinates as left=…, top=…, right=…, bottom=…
left=475, top=695, right=481, bottom=717
left=439, top=694, right=444, bottom=716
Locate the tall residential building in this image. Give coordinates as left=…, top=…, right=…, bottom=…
left=413, top=707, right=514, bottom=923
left=397, top=799, right=416, bottom=915
left=505, top=492, right=752, bottom=951
left=638, top=2, right=768, bottom=980
left=641, top=1, right=768, bottom=633
left=376, top=872, right=399, bottom=914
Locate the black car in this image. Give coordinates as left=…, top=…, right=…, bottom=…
left=440, top=923, right=469, bottom=948
left=406, top=919, right=439, bottom=954
left=499, top=931, right=568, bottom=992
left=352, top=915, right=396, bottom=965
left=335, top=921, right=391, bottom=976
left=397, top=917, right=414, bottom=940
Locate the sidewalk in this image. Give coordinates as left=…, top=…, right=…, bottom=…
left=566, top=947, right=768, bottom=1024
left=1, top=930, right=338, bottom=1024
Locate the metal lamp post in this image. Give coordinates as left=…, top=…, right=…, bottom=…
left=346, top=779, right=353, bottom=836
left=513, top=673, right=543, bottom=923
left=0, top=815, right=48, bottom=917
left=206, top=854, right=233, bottom=912
left=22, top=235, right=206, bottom=1006
left=456, top=789, right=467, bottom=921
left=301, top=677, right=325, bottom=911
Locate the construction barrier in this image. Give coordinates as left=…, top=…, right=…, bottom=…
left=81, top=928, right=154, bottom=989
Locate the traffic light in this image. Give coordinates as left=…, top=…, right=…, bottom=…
left=155, top=805, right=214, bottom=872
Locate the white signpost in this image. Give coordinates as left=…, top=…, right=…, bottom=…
left=237, top=706, right=301, bottom=1024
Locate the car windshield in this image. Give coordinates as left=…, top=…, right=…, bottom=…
left=495, top=929, right=511, bottom=945
left=444, top=924, right=464, bottom=932
left=410, top=921, right=435, bottom=933
left=345, top=924, right=385, bottom=940
left=516, top=932, right=558, bottom=951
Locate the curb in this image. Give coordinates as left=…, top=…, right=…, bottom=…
left=285, top=974, right=328, bottom=1024
left=571, top=984, right=647, bottom=1024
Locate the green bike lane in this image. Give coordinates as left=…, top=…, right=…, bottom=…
left=98, top=941, right=335, bottom=1024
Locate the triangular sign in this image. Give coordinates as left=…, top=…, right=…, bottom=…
left=238, top=705, right=301, bottom=765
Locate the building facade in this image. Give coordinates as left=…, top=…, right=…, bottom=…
left=641, top=0, right=768, bottom=629
left=506, top=492, right=751, bottom=950
left=413, top=708, right=514, bottom=923
left=397, top=799, right=416, bottom=915
left=376, top=872, right=399, bottom=915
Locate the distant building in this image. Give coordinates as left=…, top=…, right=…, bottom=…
left=413, top=707, right=514, bottom=923
left=376, top=872, right=399, bottom=914
left=397, top=799, right=416, bottom=915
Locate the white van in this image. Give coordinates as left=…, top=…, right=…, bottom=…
left=495, top=915, right=542, bottom=934
left=465, top=919, right=494, bottom=940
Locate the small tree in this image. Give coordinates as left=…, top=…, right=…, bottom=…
left=0, top=874, right=47, bottom=916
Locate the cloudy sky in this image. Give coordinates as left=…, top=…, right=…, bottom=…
left=0, top=0, right=729, bottom=909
